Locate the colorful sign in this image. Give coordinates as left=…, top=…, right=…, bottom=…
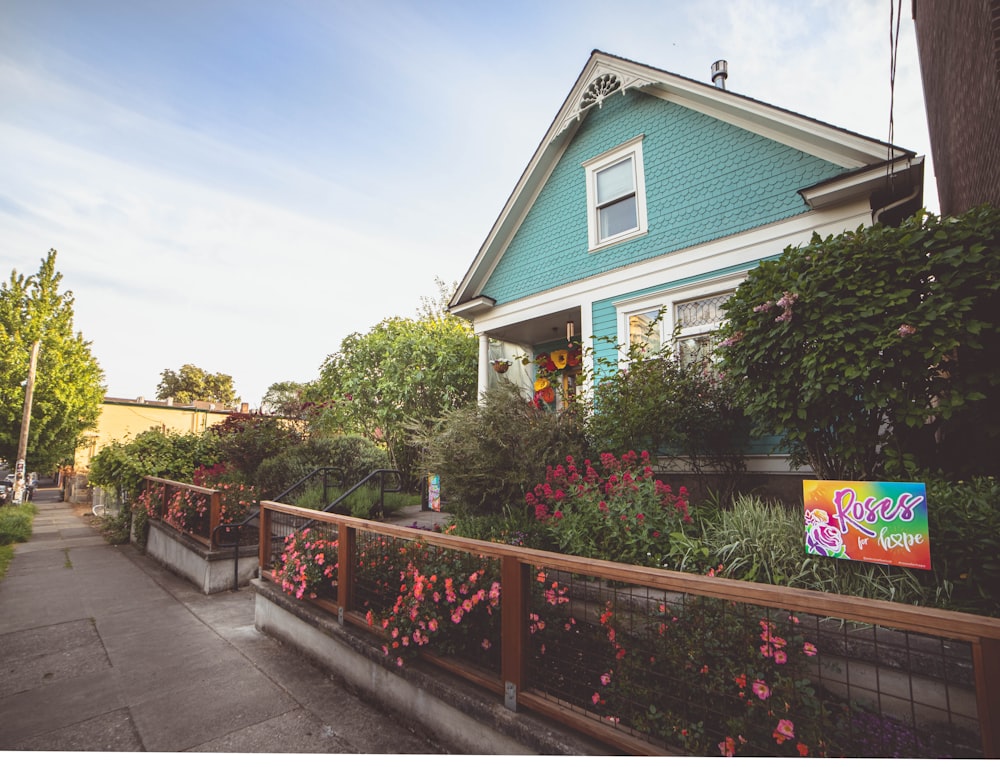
left=803, top=480, right=931, bottom=570
left=428, top=474, right=441, bottom=512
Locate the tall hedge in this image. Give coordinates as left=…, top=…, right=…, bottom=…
left=717, top=205, right=1000, bottom=480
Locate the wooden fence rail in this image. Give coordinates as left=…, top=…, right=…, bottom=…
left=257, top=500, right=1000, bottom=757
left=144, top=476, right=222, bottom=549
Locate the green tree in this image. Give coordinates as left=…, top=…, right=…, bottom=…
left=0, top=249, right=105, bottom=470
left=261, top=380, right=310, bottom=418
left=310, top=312, right=478, bottom=488
left=717, top=205, right=1000, bottom=480
left=156, top=364, right=238, bottom=406
left=208, top=412, right=303, bottom=483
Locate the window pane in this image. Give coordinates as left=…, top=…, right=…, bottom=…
left=676, top=294, right=730, bottom=330
left=629, top=310, right=661, bottom=354
left=596, top=158, right=634, bottom=204
left=599, top=196, right=638, bottom=239
left=678, top=333, right=714, bottom=369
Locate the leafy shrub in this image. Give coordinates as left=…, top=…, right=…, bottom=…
left=586, top=329, right=749, bottom=497
left=88, top=427, right=221, bottom=500
left=209, top=412, right=303, bottom=483
left=921, top=476, right=1000, bottom=615
left=255, top=435, right=387, bottom=500
left=717, top=205, right=1000, bottom=480
left=0, top=504, right=35, bottom=544
left=447, top=505, right=557, bottom=550
left=412, top=381, right=588, bottom=516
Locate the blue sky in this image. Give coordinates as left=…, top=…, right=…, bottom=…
left=1, top=0, right=935, bottom=407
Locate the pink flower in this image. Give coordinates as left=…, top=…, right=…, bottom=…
left=774, top=650, right=788, bottom=665
left=898, top=323, right=916, bottom=337
left=773, top=719, right=795, bottom=744
left=600, top=672, right=611, bottom=686
left=803, top=642, right=817, bottom=656
left=719, top=736, right=736, bottom=757
left=752, top=680, right=771, bottom=700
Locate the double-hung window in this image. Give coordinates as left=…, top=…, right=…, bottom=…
left=584, top=136, right=647, bottom=250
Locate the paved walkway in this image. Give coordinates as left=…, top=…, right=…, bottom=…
left=0, top=484, right=448, bottom=754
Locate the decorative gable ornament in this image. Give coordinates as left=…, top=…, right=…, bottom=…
left=557, top=64, right=655, bottom=135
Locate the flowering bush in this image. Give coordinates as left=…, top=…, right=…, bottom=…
left=590, top=586, right=835, bottom=757
left=526, top=451, right=691, bottom=566
left=271, top=527, right=339, bottom=600
left=193, top=462, right=257, bottom=524
left=163, top=487, right=212, bottom=534
left=364, top=541, right=501, bottom=669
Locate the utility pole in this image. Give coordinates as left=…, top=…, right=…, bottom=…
left=13, top=339, right=40, bottom=505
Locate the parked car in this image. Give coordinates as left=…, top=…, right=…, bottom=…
left=0, top=476, right=12, bottom=505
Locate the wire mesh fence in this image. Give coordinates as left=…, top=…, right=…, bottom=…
left=257, top=501, right=999, bottom=757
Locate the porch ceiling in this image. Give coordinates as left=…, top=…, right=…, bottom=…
left=488, top=307, right=582, bottom=348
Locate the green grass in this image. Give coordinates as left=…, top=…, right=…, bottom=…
left=290, top=484, right=421, bottom=518
left=0, top=501, right=37, bottom=579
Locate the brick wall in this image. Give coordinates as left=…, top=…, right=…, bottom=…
left=914, top=0, right=1000, bottom=215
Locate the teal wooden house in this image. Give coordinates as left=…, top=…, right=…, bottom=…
left=449, top=51, right=924, bottom=473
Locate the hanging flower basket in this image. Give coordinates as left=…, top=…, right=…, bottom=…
left=491, top=359, right=511, bottom=374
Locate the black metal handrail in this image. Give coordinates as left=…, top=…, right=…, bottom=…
left=321, top=468, right=403, bottom=517
left=273, top=466, right=344, bottom=506
left=210, top=468, right=404, bottom=590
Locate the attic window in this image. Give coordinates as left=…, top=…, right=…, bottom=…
left=583, top=135, right=647, bottom=250
left=581, top=73, right=621, bottom=110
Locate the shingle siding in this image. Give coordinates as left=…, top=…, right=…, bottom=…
left=482, top=89, right=843, bottom=305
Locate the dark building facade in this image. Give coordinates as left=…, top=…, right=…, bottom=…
left=913, top=0, right=1000, bottom=215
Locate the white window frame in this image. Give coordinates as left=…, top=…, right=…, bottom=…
left=583, top=135, right=648, bottom=251
left=614, top=276, right=743, bottom=366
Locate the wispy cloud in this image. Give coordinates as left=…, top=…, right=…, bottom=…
left=0, top=1, right=937, bottom=404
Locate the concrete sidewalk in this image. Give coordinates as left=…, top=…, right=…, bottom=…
left=0, top=484, right=448, bottom=754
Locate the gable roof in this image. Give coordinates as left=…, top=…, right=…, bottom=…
left=451, top=50, right=918, bottom=313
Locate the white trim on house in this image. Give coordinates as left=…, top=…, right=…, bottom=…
left=458, top=199, right=873, bottom=333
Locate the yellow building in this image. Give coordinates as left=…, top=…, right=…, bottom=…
left=73, top=396, right=248, bottom=473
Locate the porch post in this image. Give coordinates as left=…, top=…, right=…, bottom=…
left=477, top=332, right=491, bottom=401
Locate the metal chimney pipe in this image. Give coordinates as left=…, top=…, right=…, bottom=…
left=711, top=60, right=728, bottom=89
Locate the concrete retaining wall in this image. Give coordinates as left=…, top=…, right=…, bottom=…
left=251, top=577, right=616, bottom=756
left=146, top=519, right=260, bottom=594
